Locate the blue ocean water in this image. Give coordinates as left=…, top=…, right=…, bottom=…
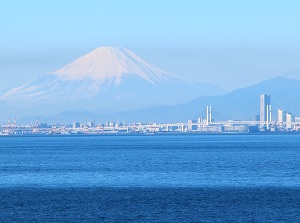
left=0, top=134, right=299, bottom=222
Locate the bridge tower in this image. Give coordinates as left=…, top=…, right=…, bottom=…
left=206, top=106, right=212, bottom=126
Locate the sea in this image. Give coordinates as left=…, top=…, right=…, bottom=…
left=0, top=133, right=299, bottom=222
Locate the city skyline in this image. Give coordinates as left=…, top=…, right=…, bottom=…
left=2, top=93, right=300, bottom=135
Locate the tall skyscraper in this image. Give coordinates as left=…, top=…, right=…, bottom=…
left=260, top=94, right=271, bottom=123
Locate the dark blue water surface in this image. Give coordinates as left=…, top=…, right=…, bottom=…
left=0, top=134, right=299, bottom=222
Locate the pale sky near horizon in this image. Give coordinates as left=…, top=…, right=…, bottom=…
left=1, top=0, right=300, bottom=91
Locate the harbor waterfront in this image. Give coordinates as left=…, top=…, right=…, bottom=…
left=2, top=94, right=300, bottom=135
left=1, top=119, right=300, bottom=135
left=0, top=134, right=299, bottom=222
left=0, top=94, right=300, bottom=135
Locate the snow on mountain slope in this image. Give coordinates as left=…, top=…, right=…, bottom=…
left=51, top=46, right=171, bottom=85
left=0, top=74, right=100, bottom=102
left=0, top=47, right=175, bottom=103
left=0, top=46, right=224, bottom=112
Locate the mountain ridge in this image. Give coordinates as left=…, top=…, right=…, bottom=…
left=0, top=46, right=225, bottom=120
left=16, top=76, right=300, bottom=124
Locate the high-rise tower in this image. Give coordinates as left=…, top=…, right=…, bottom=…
left=277, top=109, right=286, bottom=123
left=260, top=94, right=271, bottom=123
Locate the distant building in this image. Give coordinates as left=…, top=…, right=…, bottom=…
left=277, top=109, right=287, bottom=123
left=109, top=122, right=115, bottom=128
left=260, top=94, right=271, bottom=123
left=73, top=122, right=80, bottom=128
left=187, top=120, right=197, bottom=131
left=197, top=117, right=204, bottom=123
left=105, top=121, right=115, bottom=128
left=87, top=120, right=95, bottom=128
left=286, top=113, right=295, bottom=129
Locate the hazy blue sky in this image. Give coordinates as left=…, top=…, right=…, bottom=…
left=1, top=0, right=300, bottom=91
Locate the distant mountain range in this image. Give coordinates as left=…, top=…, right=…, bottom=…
left=1, top=46, right=299, bottom=124
left=18, top=77, right=300, bottom=124
left=0, top=46, right=224, bottom=121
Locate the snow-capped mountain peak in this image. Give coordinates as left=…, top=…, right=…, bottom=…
left=50, top=46, right=170, bottom=85
left=0, top=46, right=225, bottom=114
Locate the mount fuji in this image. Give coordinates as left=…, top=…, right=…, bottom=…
left=0, top=46, right=224, bottom=119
